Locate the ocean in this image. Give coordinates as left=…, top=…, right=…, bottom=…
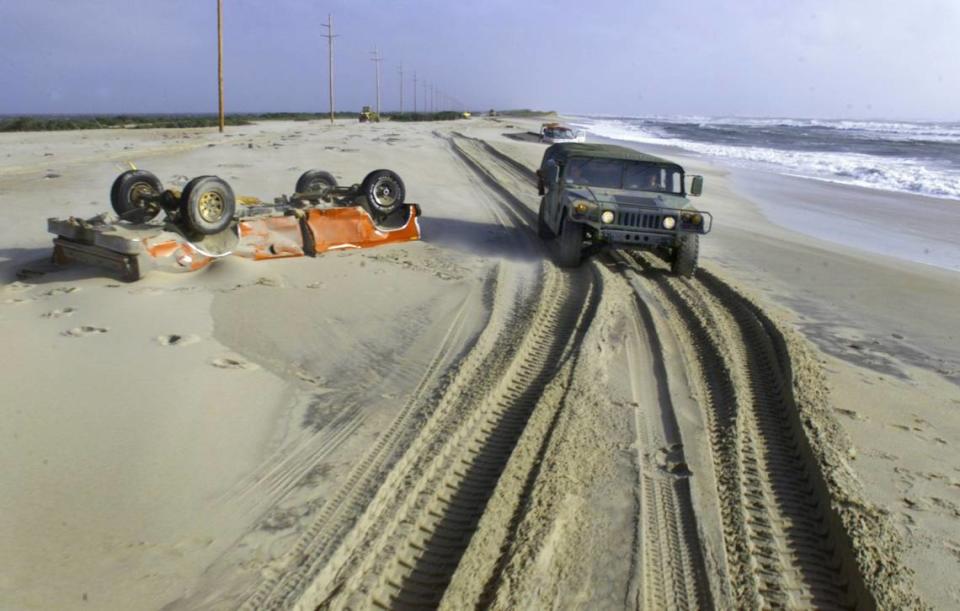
left=569, top=115, right=960, bottom=201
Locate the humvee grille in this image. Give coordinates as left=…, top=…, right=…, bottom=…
left=617, top=211, right=662, bottom=229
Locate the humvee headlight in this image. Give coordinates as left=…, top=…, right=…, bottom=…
left=600, top=210, right=615, bottom=224
left=662, top=216, right=677, bottom=229
left=682, top=213, right=703, bottom=226
left=573, top=200, right=592, bottom=214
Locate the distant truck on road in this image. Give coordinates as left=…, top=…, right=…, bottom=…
left=536, top=143, right=711, bottom=275
left=539, top=123, right=585, bottom=144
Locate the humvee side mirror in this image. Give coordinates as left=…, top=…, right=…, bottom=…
left=689, top=175, right=704, bottom=197
left=545, top=161, right=560, bottom=185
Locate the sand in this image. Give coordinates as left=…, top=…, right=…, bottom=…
left=1, top=115, right=957, bottom=609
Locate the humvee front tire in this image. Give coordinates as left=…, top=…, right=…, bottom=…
left=537, top=198, right=554, bottom=239
left=556, top=218, right=583, bottom=268
left=671, top=233, right=699, bottom=277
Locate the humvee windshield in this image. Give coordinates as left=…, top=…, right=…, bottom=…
left=564, top=157, right=683, bottom=193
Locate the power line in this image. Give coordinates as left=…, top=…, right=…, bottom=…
left=217, top=0, right=224, bottom=132
left=370, top=47, right=383, bottom=116
left=320, top=13, right=337, bottom=124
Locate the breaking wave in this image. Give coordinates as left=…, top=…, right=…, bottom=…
left=571, top=116, right=960, bottom=200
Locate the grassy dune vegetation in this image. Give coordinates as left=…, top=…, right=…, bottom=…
left=0, top=109, right=555, bottom=132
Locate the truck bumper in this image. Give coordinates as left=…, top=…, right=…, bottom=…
left=595, top=227, right=677, bottom=248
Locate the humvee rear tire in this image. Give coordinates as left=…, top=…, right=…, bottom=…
left=556, top=217, right=583, bottom=268
left=671, top=233, right=699, bottom=278
left=537, top=198, right=554, bottom=239
left=361, top=169, right=405, bottom=215
left=180, top=176, right=236, bottom=235
left=295, top=170, right=337, bottom=198
left=110, top=170, right=163, bottom=223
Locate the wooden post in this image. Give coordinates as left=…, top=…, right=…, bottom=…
left=217, top=0, right=224, bottom=133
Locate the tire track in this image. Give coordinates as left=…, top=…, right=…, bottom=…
left=366, top=268, right=594, bottom=609
left=449, top=134, right=714, bottom=610
left=623, top=287, right=713, bottom=610
left=241, top=270, right=494, bottom=610
left=620, top=252, right=872, bottom=609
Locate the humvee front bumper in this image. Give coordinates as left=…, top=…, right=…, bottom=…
left=572, top=205, right=712, bottom=247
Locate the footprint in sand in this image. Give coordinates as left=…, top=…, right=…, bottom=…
left=155, top=334, right=200, bottom=347
left=41, top=286, right=80, bottom=297
left=129, top=286, right=166, bottom=295
left=211, top=357, right=258, bottom=370
left=42, top=307, right=76, bottom=319
left=7, top=281, right=34, bottom=292
left=62, top=326, right=108, bottom=337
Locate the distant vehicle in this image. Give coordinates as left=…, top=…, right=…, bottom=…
left=536, top=143, right=711, bottom=275
left=359, top=106, right=380, bottom=123
left=539, top=123, right=585, bottom=144
left=488, top=109, right=499, bottom=117
left=461, top=112, right=472, bottom=119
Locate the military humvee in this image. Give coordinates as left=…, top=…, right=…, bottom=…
left=536, top=143, right=711, bottom=275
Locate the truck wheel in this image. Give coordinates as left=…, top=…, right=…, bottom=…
left=110, top=170, right=163, bottom=223
left=537, top=198, right=554, bottom=239
left=180, top=176, right=236, bottom=235
left=556, top=217, right=583, bottom=268
left=361, top=169, right=405, bottom=215
left=671, top=234, right=700, bottom=278
left=295, top=170, right=337, bottom=197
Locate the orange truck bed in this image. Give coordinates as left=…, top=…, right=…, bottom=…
left=49, top=204, right=422, bottom=281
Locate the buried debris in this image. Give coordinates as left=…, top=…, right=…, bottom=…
left=48, top=168, right=421, bottom=281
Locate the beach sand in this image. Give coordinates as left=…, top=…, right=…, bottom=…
left=1, top=116, right=957, bottom=609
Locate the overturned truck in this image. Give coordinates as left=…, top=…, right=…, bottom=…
left=49, top=168, right=421, bottom=281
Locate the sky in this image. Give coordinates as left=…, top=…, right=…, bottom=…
left=1, top=0, right=958, bottom=120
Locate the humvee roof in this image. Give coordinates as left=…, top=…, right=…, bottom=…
left=543, top=142, right=681, bottom=169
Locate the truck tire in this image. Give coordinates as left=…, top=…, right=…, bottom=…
left=295, top=170, right=337, bottom=197
left=538, top=198, right=555, bottom=239
left=361, top=169, right=405, bottom=215
left=556, top=217, right=583, bottom=268
left=110, top=170, right=163, bottom=223
left=671, top=233, right=699, bottom=278
left=180, top=176, right=236, bottom=235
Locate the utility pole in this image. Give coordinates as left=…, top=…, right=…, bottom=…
left=321, top=13, right=337, bottom=124
left=412, top=71, right=417, bottom=114
left=398, top=63, right=403, bottom=113
left=370, top=47, right=383, bottom=116
left=423, top=80, right=429, bottom=113
left=217, top=0, right=224, bottom=133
